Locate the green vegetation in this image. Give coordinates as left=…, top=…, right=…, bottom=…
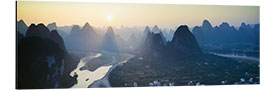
left=109, top=54, right=259, bottom=87
left=86, top=51, right=134, bottom=71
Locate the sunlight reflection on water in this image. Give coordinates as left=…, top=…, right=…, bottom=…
left=70, top=53, right=112, bottom=88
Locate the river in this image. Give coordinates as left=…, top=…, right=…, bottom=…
left=70, top=52, right=134, bottom=88
left=209, top=52, right=259, bottom=61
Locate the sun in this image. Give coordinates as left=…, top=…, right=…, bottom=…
left=106, top=16, right=112, bottom=22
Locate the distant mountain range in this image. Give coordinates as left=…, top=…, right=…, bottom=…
left=16, top=19, right=260, bottom=88
left=17, top=19, right=259, bottom=53
left=47, top=22, right=57, bottom=31
left=192, top=20, right=259, bottom=45
left=66, top=22, right=102, bottom=51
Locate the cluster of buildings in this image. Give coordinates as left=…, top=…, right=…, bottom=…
left=124, top=80, right=175, bottom=87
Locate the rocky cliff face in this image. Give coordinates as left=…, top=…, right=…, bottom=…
left=138, top=32, right=166, bottom=57
left=138, top=25, right=202, bottom=58
left=18, top=36, right=65, bottom=88
left=169, top=25, right=202, bottom=55
left=17, top=23, right=78, bottom=89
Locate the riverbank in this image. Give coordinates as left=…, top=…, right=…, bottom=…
left=70, top=52, right=113, bottom=88
left=69, top=51, right=134, bottom=88
left=208, top=52, right=259, bottom=61
left=88, top=51, right=135, bottom=87
left=89, top=58, right=131, bottom=87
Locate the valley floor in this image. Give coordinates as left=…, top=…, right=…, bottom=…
left=69, top=51, right=134, bottom=88
left=108, top=53, right=259, bottom=87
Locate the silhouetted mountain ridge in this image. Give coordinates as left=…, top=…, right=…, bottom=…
left=17, top=19, right=28, bottom=35
left=169, top=25, right=202, bottom=55
left=138, top=25, right=202, bottom=58
left=26, top=24, right=51, bottom=38
left=66, top=22, right=102, bottom=51
left=192, top=20, right=259, bottom=45
left=47, top=22, right=57, bottom=31
left=101, top=26, right=119, bottom=52
left=18, top=23, right=79, bottom=89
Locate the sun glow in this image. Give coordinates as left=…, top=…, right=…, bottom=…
left=106, top=16, right=112, bottom=22
left=17, top=1, right=259, bottom=28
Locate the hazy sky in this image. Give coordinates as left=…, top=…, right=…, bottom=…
left=17, top=1, right=259, bottom=29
